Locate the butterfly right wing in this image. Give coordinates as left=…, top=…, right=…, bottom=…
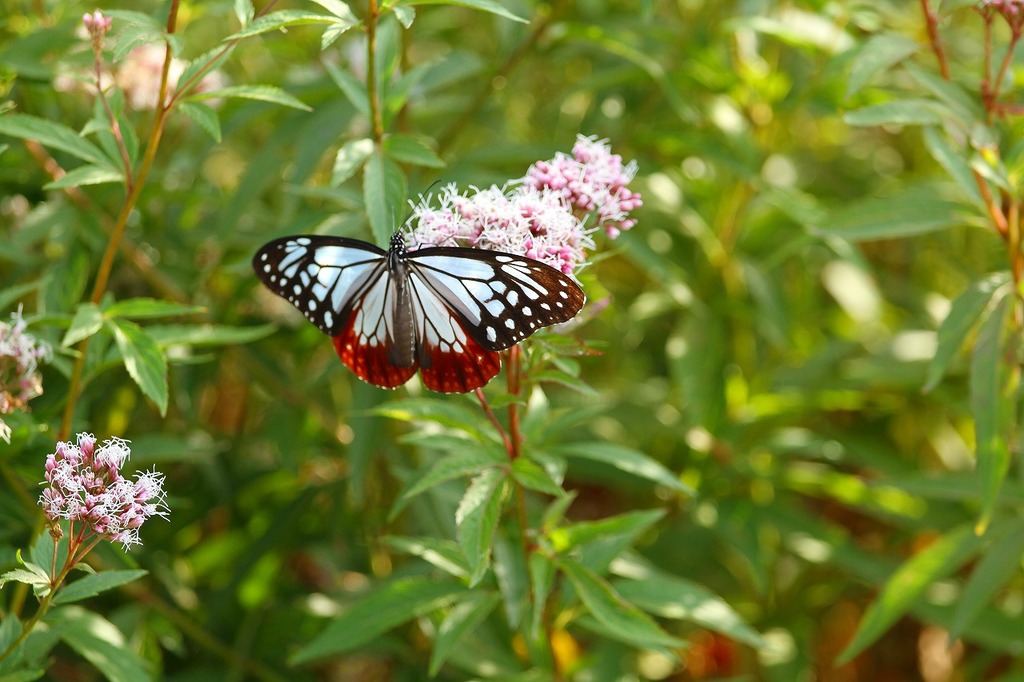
left=253, top=235, right=417, bottom=388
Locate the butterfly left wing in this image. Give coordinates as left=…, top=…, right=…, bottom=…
left=406, top=248, right=586, bottom=350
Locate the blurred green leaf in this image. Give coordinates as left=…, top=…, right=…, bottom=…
left=47, top=607, right=153, bottom=682
left=511, top=458, right=564, bottom=497
left=558, top=558, right=683, bottom=651
left=456, top=468, right=506, bottom=586
left=922, top=126, right=985, bottom=208
left=0, top=115, right=112, bottom=167
left=224, top=10, right=347, bottom=40
left=814, top=184, right=967, bottom=240
left=949, top=518, right=1024, bottom=640
left=331, top=137, right=374, bottom=186
left=144, top=323, right=275, bottom=347
left=554, top=442, right=692, bottom=494
left=44, top=165, right=124, bottom=190
left=429, top=592, right=502, bottom=676
left=396, top=451, right=502, bottom=504
left=971, top=290, right=1013, bottom=531
left=363, top=149, right=406, bottom=244
left=383, top=536, right=470, bottom=578
left=844, top=100, right=944, bottom=126
left=395, top=0, right=527, bottom=23
left=845, top=34, right=918, bottom=99
left=63, top=303, right=105, bottom=347
left=924, top=273, right=1010, bottom=392
left=291, top=577, right=466, bottom=663
left=190, top=84, right=312, bottom=111
left=105, top=298, right=205, bottom=320
left=551, top=510, right=665, bottom=555
left=54, top=570, right=148, bottom=605
left=838, top=524, right=988, bottom=663
left=528, top=552, right=555, bottom=641
left=383, top=134, right=445, bottom=168
left=176, top=101, right=222, bottom=143
left=110, top=319, right=168, bottom=416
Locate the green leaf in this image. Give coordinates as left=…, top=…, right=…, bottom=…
left=429, top=592, right=501, bottom=676
left=904, top=61, right=983, bottom=124
left=558, top=558, right=683, bottom=650
left=44, top=165, right=124, bottom=190
left=971, top=289, right=1013, bottom=531
left=46, top=607, right=153, bottom=682
left=922, top=126, right=984, bottom=209
left=845, top=34, right=919, bottom=99
left=382, top=536, right=469, bottom=578
left=105, top=298, right=205, bottom=320
left=309, top=0, right=360, bottom=47
left=54, top=570, right=148, bottom=605
left=393, top=5, right=416, bottom=27
left=395, top=0, right=528, bottom=23
left=176, top=101, right=222, bottom=143
left=323, top=61, right=369, bottom=116
left=949, top=518, right=1024, bottom=640
left=837, top=524, right=988, bottom=663
left=63, top=302, right=105, bottom=347
left=924, top=273, right=1010, bottom=392
left=234, top=0, right=255, bottom=26
left=511, top=458, right=564, bottom=497
left=551, top=510, right=666, bottom=554
left=492, top=533, right=527, bottom=629
left=144, top=323, right=274, bottom=347
left=554, top=442, right=693, bottom=494
left=0, top=114, right=111, bottom=166
left=373, top=398, right=492, bottom=440
left=456, top=469, right=506, bottom=586
left=398, top=451, right=502, bottom=502
left=611, top=556, right=764, bottom=648
left=843, top=100, right=944, bottom=127
left=383, top=134, right=445, bottom=168
left=813, top=184, right=967, bottom=241
left=291, top=577, right=465, bottom=664
left=528, top=552, right=555, bottom=640
left=225, top=10, right=345, bottom=40
left=363, top=149, right=406, bottom=244
left=331, top=137, right=374, bottom=186
left=0, top=566, right=51, bottom=596
left=175, top=45, right=236, bottom=99
left=189, top=84, right=312, bottom=111
left=110, top=319, right=168, bottom=416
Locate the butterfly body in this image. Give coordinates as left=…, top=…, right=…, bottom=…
left=253, top=233, right=585, bottom=392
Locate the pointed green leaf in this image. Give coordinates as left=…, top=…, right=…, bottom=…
left=395, top=0, right=527, bottom=23
left=0, top=567, right=51, bottom=596
left=844, top=99, right=944, bottom=126
left=309, top=0, right=358, bottom=21
left=383, top=134, right=445, bottom=168
left=234, top=0, right=255, bottom=26
left=837, top=524, right=987, bottom=663
left=398, top=452, right=501, bottom=502
left=54, top=570, right=148, bottom=605
left=456, top=468, right=506, bottom=586
left=922, top=126, right=984, bottom=209
left=44, top=165, right=124, bottom=189
left=105, top=298, right=205, bottom=320
left=552, top=510, right=665, bottom=554
left=492, top=533, right=527, bottom=629
left=331, top=137, right=374, bottom=186
left=949, top=518, right=1024, bottom=639
left=362, top=149, right=405, bottom=244
left=924, top=273, right=1010, bottom=392
left=845, top=34, right=918, bottom=98
left=63, top=302, right=105, bottom=347
left=429, top=592, right=501, bottom=675
left=611, top=556, right=764, bottom=648
left=110, top=319, right=168, bottom=415
left=0, top=114, right=110, bottom=166
left=190, top=84, right=312, bottom=111
left=511, top=458, right=564, bottom=497
left=971, top=290, right=1013, bottom=530
left=323, top=60, right=369, bottom=116
left=46, top=607, right=153, bottom=682
left=529, top=551, right=555, bottom=640
left=813, top=184, right=966, bottom=241
left=176, top=101, right=222, bottom=143
left=143, top=323, right=274, bottom=347
left=555, top=442, right=692, bottom=494
left=224, top=10, right=345, bottom=40
left=558, top=558, right=683, bottom=650
left=175, top=45, right=236, bottom=99
left=382, top=536, right=469, bottom=578
left=291, top=577, right=465, bottom=664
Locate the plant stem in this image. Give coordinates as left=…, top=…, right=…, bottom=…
left=920, top=0, right=951, bottom=79
left=365, top=0, right=384, bottom=143
left=59, top=0, right=182, bottom=440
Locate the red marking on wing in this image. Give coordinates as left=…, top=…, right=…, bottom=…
left=418, top=325, right=502, bottom=393
left=333, top=314, right=417, bottom=389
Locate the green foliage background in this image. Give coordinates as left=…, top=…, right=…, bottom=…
left=2, top=0, right=1023, bottom=680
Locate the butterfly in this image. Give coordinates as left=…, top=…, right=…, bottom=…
left=252, top=232, right=586, bottom=393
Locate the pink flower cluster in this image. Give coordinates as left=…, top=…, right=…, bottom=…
left=404, top=184, right=594, bottom=274
left=979, top=0, right=1024, bottom=20
left=38, top=433, right=168, bottom=550
left=521, top=135, right=642, bottom=239
left=0, top=309, right=52, bottom=443
left=403, top=136, right=641, bottom=273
